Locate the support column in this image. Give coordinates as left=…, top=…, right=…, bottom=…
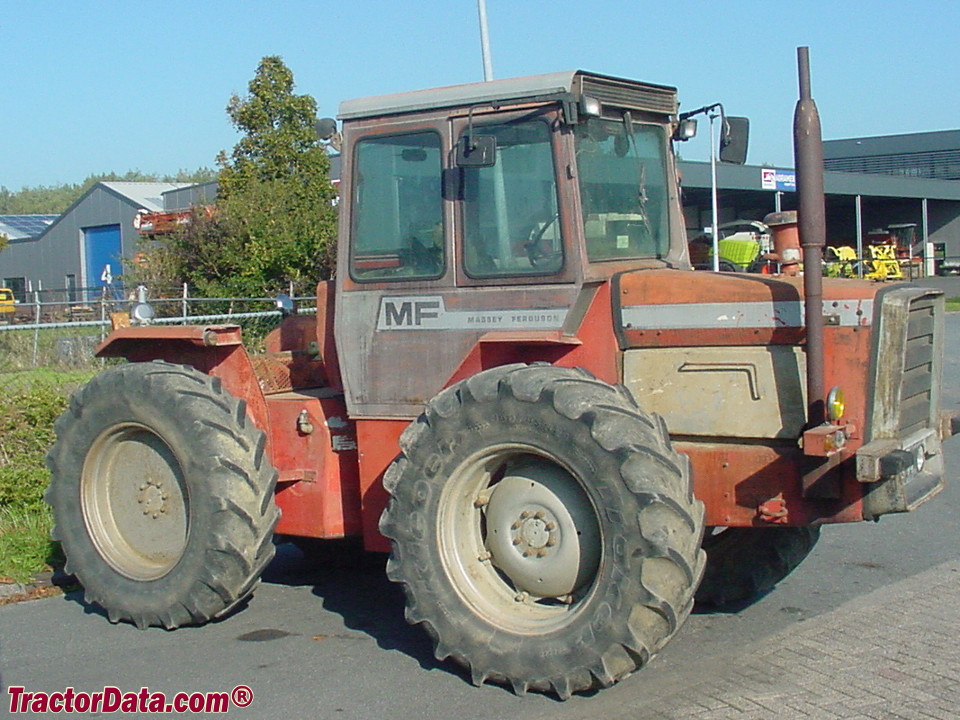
left=855, top=194, right=864, bottom=279
left=922, top=198, right=934, bottom=276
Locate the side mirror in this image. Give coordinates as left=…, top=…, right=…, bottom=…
left=456, top=135, right=497, bottom=168
left=314, top=118, right=341, bottom=152
left=719, top=116, right=749, bottom=165
left=314, top=118, right=338, bottom=141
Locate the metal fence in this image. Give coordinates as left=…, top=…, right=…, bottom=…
left=0, top=284, right=318, bottom=381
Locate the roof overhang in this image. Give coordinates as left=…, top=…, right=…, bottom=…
left=338, top=70, right=678, bottom=121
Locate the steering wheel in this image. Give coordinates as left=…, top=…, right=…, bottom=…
left=524, top=214, right=562, bottom=267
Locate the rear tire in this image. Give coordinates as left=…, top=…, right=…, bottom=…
left=46, top=361, right=279, bottom=629
left=695, top=526, right=820, bottom=607
left=380, top=365, right=705, bottom=698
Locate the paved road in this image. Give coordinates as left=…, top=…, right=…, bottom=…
left=1, top=313, right=957, bottom=720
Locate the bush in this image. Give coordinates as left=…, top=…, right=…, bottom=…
left=0, top=370, right=94, bottom=581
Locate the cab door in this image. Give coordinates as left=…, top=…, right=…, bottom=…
left=335, top=107, right=581, bottom=419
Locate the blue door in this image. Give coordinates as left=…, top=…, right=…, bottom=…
left=83, top=224, right=122, bottom=299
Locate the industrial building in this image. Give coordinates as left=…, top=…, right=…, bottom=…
left=678, top=158, right=960, bottom=272
left=0, top=181, right=215, bottom=301
left=823, top=129, right=960, bottom=181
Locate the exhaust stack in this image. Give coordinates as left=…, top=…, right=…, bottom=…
left=794, top=46, right=826, bottom=427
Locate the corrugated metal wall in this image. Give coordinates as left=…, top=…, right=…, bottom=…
left=0, top=185, right=145, bottom=295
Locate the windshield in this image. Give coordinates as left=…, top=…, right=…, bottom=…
left=575, top=116, right=670, bottom=261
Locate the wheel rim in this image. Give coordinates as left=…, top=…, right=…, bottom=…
left=81, top=423, right=188, bottom=581
left=437, top=446, right=601, bottom=633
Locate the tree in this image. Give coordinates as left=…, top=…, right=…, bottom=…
left=187, top=56, right=337, bottom=297
left=0, top=169, right=216, bottom=215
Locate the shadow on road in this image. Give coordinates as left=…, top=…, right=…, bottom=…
left=262, top=541, right=466, bottom=680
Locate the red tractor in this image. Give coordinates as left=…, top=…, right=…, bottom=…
left=47, top=67, right=951, bottom=698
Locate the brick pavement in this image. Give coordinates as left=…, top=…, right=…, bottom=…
left=616, top=560, right=960, bottom=720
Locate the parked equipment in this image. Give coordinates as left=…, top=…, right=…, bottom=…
left=0, top=288, right=14, bottom=322
left=47, top=64, right=952, bottom=699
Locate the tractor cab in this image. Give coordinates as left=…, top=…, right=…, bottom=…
left=336, top=70, right=696, bottom=285
left=332, top=70, right=727, bottom=417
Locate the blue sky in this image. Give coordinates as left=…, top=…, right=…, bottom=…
left=4, top=1, right=959, bottom=191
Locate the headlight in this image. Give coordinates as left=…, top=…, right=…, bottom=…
left=826, top=386, right=845, bottom=422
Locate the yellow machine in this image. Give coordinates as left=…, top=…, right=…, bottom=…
left=0, top=288, right=15, bottom=322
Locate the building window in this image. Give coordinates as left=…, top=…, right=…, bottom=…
left=3, top=277, right=26, bottom=303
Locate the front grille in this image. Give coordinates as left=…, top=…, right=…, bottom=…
left=869, top=288, right=944, bottom=441
left=899, top=297, right=937, bottom=435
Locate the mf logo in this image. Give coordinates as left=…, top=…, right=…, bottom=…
left=378, top=296, right=444, bottom=330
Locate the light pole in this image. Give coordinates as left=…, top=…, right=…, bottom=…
left=680, top=103, right=724, bottom=272
left=477, top=0, right=494, bottom=81
left=709, top=109, right=720, bottom=272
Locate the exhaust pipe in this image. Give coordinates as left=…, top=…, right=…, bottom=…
left=794, top=46, right=826, bottom=428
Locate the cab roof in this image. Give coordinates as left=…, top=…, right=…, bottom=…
left=338, top=70, right=678, bottom=121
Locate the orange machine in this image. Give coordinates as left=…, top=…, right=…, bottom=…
left=48, top=61, right=952, bottom=700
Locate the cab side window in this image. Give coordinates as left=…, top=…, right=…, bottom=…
left=461, top=119, right=563, bottom=278
left=351, top=131, right=444, bottom=281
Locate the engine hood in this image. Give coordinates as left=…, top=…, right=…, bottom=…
left=612, top=268, right=878, bottom=348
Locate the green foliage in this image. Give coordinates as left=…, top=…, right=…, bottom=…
left=0, top=328, right=103, bottom=373
left=947, top=297, right=960, bottom=312
left=0, top=375, right=78, bottom=510
left=0, top=371, right=91, bottom=581
left=0, top=168, right=217, bottom=215
left=0, top=505, right=58, bottom=583
left=139, top=56, right=338, bottom=298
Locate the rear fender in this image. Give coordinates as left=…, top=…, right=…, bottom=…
left=95, top=325, right=272, bottom=448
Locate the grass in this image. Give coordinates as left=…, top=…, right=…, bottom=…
left=947, top=297, right=960, bottom=312
left=0, top=506, right=61, bottom=584
left=0, top=326, right=104, bottom=373
left=0, top=369, right=95, bottom=583
left=0, top=310, right=284, bottom=586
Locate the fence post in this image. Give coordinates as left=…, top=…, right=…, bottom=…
left=182, top=283, right=188, bottom=324
left=32, top=291, right=41, bottom=366
left=100, top=291, right=107, bottom=343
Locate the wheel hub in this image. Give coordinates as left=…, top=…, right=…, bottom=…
left=511, top=510, right=558, bottom=556
left=138, top=477, right=169, bottom=519
left=484, top=461, right=600, bottom=599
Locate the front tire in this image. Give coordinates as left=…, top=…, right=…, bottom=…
left=46, top=361, right=279, bottom=629
left=379, top=365, right=705, bottom=698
